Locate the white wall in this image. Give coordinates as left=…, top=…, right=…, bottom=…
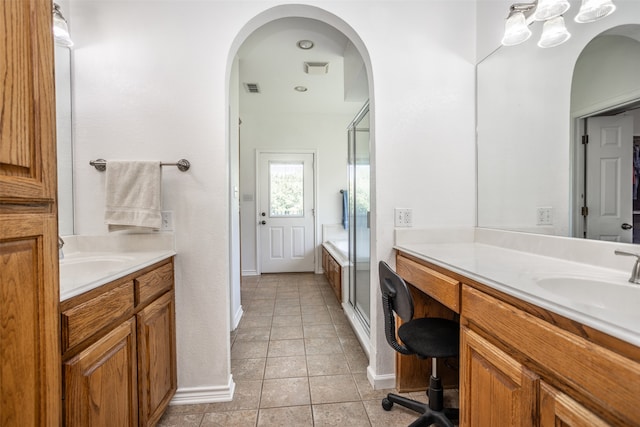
left=70, top=0, right=476, bottom=400
left=476, top=0, right=512, bottom=61
left=239, top=110, right=359, bottom=276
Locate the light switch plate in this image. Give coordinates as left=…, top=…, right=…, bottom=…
left=536, top=207, right=552, bottom=225
left=161, top=211, right=174, bottom=231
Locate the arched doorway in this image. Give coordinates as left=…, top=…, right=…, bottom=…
left=226, top=5, right=375, bottom=366
left=571, top=25, right=640, bottom=242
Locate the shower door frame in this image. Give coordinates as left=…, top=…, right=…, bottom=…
left=347, top=102, right=371, bottom=334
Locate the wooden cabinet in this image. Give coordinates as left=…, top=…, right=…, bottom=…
left=461, top=284, right=640, bottom=426
left=137, top=291, right=177, bottom=427
left=540, top=382, right=609, bottom=427
left=322, top=247, right=342, bottom=302
left=61, top=259, right=177, bottom=427
left=0, top=1, right=60, bottom=426
left=63, top=318, right=138, bottom=427
left=396, top=251, right=640, bottom=427
left=460, top=327, right=538, bottom=426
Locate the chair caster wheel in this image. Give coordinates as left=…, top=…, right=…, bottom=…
left=382, top=398, right=393, bottom=411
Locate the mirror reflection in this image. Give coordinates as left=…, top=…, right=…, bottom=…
left=572, top=28, right=640, bottom=243
left=55, top=44, right=74, bottom=236
left=477, top=1, right=640, bottom=243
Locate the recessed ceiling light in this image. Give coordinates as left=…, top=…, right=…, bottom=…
left=297, top=40, right=314, bottom=50
left=294, top=86, right=308, bottom=92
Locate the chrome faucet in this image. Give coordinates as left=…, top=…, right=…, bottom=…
left=614, top=250, right=640, bottom=284
left=58, top=236, right=65, bottom=260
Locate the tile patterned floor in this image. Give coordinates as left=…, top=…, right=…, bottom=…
left=158, top=273, right=458, bottom=427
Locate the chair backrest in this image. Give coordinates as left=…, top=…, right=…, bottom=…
left=379, top=261, right=414, bottom=355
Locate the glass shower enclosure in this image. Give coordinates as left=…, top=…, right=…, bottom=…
left=347, top=102, right=370, bottom=331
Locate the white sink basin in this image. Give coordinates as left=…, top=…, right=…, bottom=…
left=536, top=277, right=640, bottom=316
left=60, top=255, right=137, bottom=276
left=60, top=254, right=135, bottom=268
left=59, top=251, right=174, bottom=301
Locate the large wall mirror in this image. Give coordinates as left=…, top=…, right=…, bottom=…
left=477, top=0, right=640, bottom=243
left=55, top=44, right=74, bottom=236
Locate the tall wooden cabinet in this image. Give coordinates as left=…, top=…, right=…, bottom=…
left=0, top=0, right=61, bottom=426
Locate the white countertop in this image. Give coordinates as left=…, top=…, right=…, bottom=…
left=394, top=228, right=640, bottom=347
left=59, top=234, right=176, bottom=301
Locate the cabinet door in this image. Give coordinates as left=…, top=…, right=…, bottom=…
left=137, top=291, right=177, bottom=427
left=0, top=0, right=56, bottom=201
left=0, top=215, right=60, bottom=426
left=64, top=318, right=138, bottom=427
left=0, top=0, right=59, bottom=425
left=322, top=248, right=329, bottom=277
left=540, top=382, right=609, bottom=427
left=460, top=327, right=538, bottom=427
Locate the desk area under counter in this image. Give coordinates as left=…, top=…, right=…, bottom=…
left=393, top=228, right=640, bottom=426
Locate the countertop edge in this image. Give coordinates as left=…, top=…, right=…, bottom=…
left=60, top=250, right=176, bottom=302
left=394, top=244, right=640, bottom=348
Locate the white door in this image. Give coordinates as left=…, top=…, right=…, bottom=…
left=586, top=115, right=634, bottom=242
left=258, top=152, right=315, bottom=273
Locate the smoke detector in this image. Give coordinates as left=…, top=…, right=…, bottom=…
left=297, top=40, right=314, bottom=50
left=304, top=62, right=329, bottom=75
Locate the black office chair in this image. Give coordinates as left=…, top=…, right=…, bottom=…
left=379, top=261, right=459, bottom=427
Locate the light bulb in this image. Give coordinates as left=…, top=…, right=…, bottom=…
left=534, top=0, right=571, bottom=21
left=575, top=0, right=616, bottom=23
left=502, top=12, right=532, bottom=46
left=538, top=16, right=571, bottom=48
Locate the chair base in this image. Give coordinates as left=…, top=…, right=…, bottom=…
left=381, top=376, right=458, bottom=427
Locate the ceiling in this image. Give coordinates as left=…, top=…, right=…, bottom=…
left=237, top=17, right=367, bottom=115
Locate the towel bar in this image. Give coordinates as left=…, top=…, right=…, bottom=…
left=89, top=159, right=191, bottom=172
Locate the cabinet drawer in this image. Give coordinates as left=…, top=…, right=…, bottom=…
left=135, top=262, right=174, bottom=306
left=396, top=255, right=460, bottom=313
left=62, top=282, right=134, bottom=353
left=462, top=284, right=640, bottom=426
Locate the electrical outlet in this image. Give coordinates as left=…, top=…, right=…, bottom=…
left=161, top=211, right=174, bottom=231
left=536, top=207, right=552, bottom=225
left=394, top=208, right=413, bottom=227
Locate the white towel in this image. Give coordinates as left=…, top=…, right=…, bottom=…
left=104, top=161, right=162, bottom=232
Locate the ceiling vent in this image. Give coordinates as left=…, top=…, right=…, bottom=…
left=304, top=62, right=329, bottom=75
left=243, top=83, right=260, bottom=93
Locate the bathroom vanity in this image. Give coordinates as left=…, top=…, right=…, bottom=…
left=394, top=229, right=640, bottom=426
left=59, top=236, right=176, bottom=427
left=322, top=245, right=343, bottom=302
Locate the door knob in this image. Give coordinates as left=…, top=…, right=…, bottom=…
left=622, top=223, right=633, bottom=230
left=260, top=220, right=266, bottom=225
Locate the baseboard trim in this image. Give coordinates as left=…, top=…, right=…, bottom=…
left=368, top=366, right=396, bottom=390
left=342, top=302, right=371, bottom=359
left=170, top=376, right=236, bottom=405
left=231, top=305, right=244, bottom=331
left=241, top=270, right=258, bottom=276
